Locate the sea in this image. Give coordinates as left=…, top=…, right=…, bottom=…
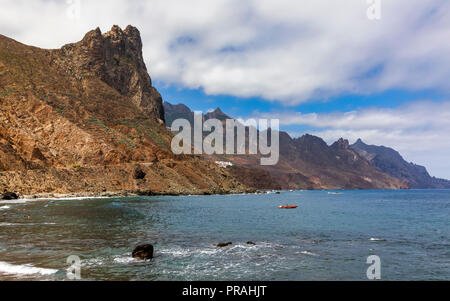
left=0, top=190, right=449, bottom=281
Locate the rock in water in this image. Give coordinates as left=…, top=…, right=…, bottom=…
left=247, top=241, right=256, bottom=245
left=216, top=242, right=233, bottom=248
left=132, top=244, right=154, bottom=260
left=2, top=192, right=19, bottom=200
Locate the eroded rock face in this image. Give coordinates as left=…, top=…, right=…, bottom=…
left=52, top=25, right=165, bottom=123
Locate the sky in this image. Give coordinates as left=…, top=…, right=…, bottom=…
left=1, top=0, right=449, bottom=178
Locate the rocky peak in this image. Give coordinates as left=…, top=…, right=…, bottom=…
left=204, top=107, right=231, bottom=121
left=294, top=134, right=328, bottom=148
left=332, top=138, right=350, bottom=150
left=163, top=102, right=192, bottom=115
left=354, top=138, right=366, bottom=146
left=53, top=25, right=165, bottom=122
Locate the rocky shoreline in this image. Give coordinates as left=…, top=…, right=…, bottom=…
left=2, top=187, right=258, bottom=201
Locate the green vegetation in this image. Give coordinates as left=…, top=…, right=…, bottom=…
left=0, top=88, right=16, bottom=97
left=117, top=118, right=169, bottom=148
left=85, top=116, right=114, bottom=133
left=62, top=92, right=80, bottom=100
left=117, top=136, right=136, bottom=148
left=72, top=164, right=82, bottom=170
left=118, top=118, right=147, bottom=138
left=35, top=90, right=49, bottom=102
left=147, top=127, right=168, bottom=148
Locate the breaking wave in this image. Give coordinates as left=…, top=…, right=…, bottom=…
left=0, top=261, right=58, bottom=276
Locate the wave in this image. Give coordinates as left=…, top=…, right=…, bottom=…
left=113, top=256, right=139, bottom=264
left=0, top=222, right=56, bottom=227
left=0, top=199, right=42, bottom=205
left=370, top=238, right=387, bottom=242
left=0, top=206, right=10, bottom=210
left=298, top=251, right=319, bottom=256
left=0, top=261, right=58, bottom=276
left=158, top=242, right=283, bottom=259
left=0, top=196, right=111, bottom=205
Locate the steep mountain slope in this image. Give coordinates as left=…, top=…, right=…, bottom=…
left=164, top=102, right=194, bottom=126
left=351, top=139, right=450, bottom=189
left=0, top=26, right=248, bottom=196
left=164, top=103, right=405, bottom=190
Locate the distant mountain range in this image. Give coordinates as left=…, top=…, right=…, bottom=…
left=165, top=102, right=450, bottom=190
left=351, top=139, right=450, bottom=189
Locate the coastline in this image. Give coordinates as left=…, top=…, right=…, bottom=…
left=6, top=187, right=422, bottom=202
left=12, top=188, right=258, bottom=201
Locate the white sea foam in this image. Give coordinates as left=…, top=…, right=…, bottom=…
left=0, top=222, right=56, bottom=227
left=0, top=206, right=10, bottom=210
left=370, top=238, right=387, bottom=242
left=0, top=199, right=42, bottom=205
left=159, top=242, right=280, bottom=260
left=0, top=261, right=58, bottom=276
left=0, top=196, right=110, bottom=205
left=113, top=256, right=139, bottom=264
left=298, top=251, right=319, bottom=256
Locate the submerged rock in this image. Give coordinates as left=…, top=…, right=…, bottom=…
left=132, top=244, right=154, bottom=260
left=246, top=241, right=256, bottom=245
left=2, top=192, right=19, bottom=200
left=216, top=242, right=233, bottom=248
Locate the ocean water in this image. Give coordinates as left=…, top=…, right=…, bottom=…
left=0, top=190, right=449, bottom=281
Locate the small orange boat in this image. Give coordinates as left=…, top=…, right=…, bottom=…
left=278, top=205, right=298, bottom=209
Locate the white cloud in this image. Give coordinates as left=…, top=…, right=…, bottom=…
left=1, top=0, right=450, bottom=103
left=254, top=101, right=450, bottom=178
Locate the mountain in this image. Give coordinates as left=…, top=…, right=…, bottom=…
left=0, top=26, right=249, bottom=196
left=164, top=102, right=194, bottom=126
left=351, top=139, right=450, bottom=189
left=164, top=103, right=406, bottom=190
left=204, top=107, right=230, bottom=121
left=165, top=104, right=282, bottom=189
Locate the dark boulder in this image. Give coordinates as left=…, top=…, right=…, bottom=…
left=246, top=241, right=256, bottom=245
left=134, top=167, right=146, bottom=180
left=216, top=242, right=232, bottom=248
left=132, top=244, right=154, bottom=260
left=2, top=192, right=19, bottom=200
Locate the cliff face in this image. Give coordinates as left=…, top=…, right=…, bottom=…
left=164, top=103, right=406, bottom=190
left=51, top=25, right=165, bottom=123
left=0, top=27, right=248, bottom=196
left=351, top=139, right=450, bottom=189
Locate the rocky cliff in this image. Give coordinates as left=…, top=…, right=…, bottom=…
left=351, top=139, right=450, bottom=189
left=51, top=25, right=165, bottom=123
left=0, top=26, right=248, bottom=196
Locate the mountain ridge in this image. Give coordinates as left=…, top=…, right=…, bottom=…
left=351, top=139, right=450, bottom=189
left=164, top=102, right=407, bottom=190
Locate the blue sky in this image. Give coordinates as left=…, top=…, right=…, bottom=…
left=157, top=81, right=447, bottom=118
left=1, top=0, right=449, bottom=178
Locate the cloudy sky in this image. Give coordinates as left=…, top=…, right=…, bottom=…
left=1, top=0, right=449, bottom=178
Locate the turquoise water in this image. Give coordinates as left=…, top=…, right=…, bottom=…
left=0, top=190, right=449, bottom=281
